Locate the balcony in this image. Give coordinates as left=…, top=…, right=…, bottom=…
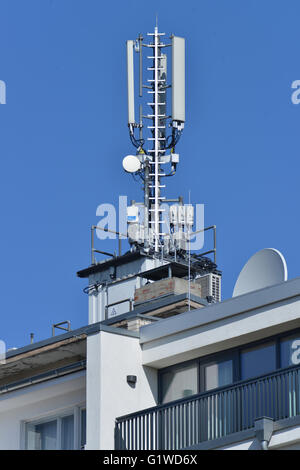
left=115, top=364, right=300, bottom=450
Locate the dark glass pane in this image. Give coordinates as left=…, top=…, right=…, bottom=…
left=204, top=360, right=233, bottom=391
left=27, top=420, right=57, bottom=450
left=161, top=364, right=197, bottom=403
left=241, top=342, right=276, bottom=380
left=61, top=415, right=74, bottom=450
left=280, top=334, right=300, bottom=368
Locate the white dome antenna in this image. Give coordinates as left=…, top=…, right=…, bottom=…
left=122, top=155, right=141, bottom=173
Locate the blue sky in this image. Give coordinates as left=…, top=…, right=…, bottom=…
left=0, top=0, right=300, bottom=348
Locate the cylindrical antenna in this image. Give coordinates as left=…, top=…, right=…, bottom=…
left=127, top=40, right=135, bottom=124
left=172, top=36, right=185, bottom=123
left=139, top=34, right=143, bottom=97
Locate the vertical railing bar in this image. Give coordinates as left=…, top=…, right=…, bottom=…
left=182, top=404, right=184, bottom=449
left=170, top=406, right=173, bottom=450
left=166, top=408, right=169, bottom=450
left=225, top=391, right=228, bottom=436
left=217, top=392, right=220, bottom=439
left=118, top=421, right=121, bottom=450
left=252, top=383, right=255, bottom=426
left=296, top=369, right=300, bottom=415
left=205, top=397, right=208, bottom=442
left=275, top=375, right=279, bottom=421
left=245, top=385, right=248, bottom=429
left=261, top=380, right=264, bottom=418
left=282, top=373, right=286, bottom=419
left=210, top=396, right=213, bottom=441
left=296, top=370, right=300, bottom=416
left=267, top=378, right=270, bottom=417
left=169, top=407, right=172, bottom=450
left=293, top=371, right=296, bottom=417
left=150, top=412, right=153, bottom=450
left=142, top=415, right=145, bottom=451
left=174, top=405, right=177, bottom=450
left=190, top=400, right=193, bottom=446
left=221, top=392, right=224, bottom=436
left=186, top=402, right=189, bottom=447
left=146, top=413, right=149, bottom=450
left=200, top=398, right=203, bottom=443
left=271, top=376, right=274, bottom=417
left=290, top=371, right=293, bottom=417
left=156, top=411, right=158, bottom=450
left=194, top=400, right=197, bottom=445
left=138, top=416, right=141, bottom=450
left=159, top=410, right=161, bottom=450
left=230, top=389, right=234, bottom=436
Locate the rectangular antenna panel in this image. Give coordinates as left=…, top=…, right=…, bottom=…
left=172, top=36, right=185, bottom=123
left=127, top=40, right=135, bottom=124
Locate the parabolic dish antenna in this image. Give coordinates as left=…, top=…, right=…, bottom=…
left=122, top=155, right=141, bottom=173
left=232, top=248, right=288, bottom=297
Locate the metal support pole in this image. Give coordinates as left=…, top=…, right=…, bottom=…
left=91, top=225, right=127, bottom=263
left=118, top=234, right=122, bottom=257
left=213, top=225, right=216, bottom=264
left=91, top=226, right=95, bottom=265
left=144, top=159, right=150, bottom=250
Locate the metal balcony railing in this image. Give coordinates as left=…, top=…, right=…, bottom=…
left=115, top=364, right=300, bottom=450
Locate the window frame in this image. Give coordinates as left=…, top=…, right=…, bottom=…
left=158, top=327, right=300, bottom=404
left=199, top=350, right=239, bottom=393
left=22, top=404, right=86, bottom=450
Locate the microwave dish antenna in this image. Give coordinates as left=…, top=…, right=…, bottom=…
left=233, top=248, right=288, bottom=297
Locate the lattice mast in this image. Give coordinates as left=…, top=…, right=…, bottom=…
left=124, top=25, right=185, bottom=255
left=147, top=26, right=167, bottom=251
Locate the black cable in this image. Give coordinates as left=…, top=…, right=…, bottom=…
left=129, top=128, right=145, bottom=149
left=163, top=128, right=183, bottom=150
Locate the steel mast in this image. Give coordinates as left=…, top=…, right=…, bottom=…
left=125, top=26, right=186, bottom=256
left=147, top=26, right=167, bottom=252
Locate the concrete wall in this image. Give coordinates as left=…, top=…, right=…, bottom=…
left=0, top=371, right=85, bottom=450
left=86, top=330, right=157, bottom=450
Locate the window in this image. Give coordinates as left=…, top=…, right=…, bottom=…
left=280, top=333, right=300, bottom=368
left=25, top=407, right=86, bottom=450
left=26, top=419, right=57, bottom=450
left=241, top=341, right=276, bottom=380
left=161, top=363, right=198, bottom=404
left=201, top=359, right=233, bottom=392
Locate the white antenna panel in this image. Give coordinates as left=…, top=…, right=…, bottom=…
left=127, top=40, right=135, bottom=124
left=178, top=206, right=186, bottom=224
left=172, top=36, right=185, bottom=123
left=185, top=205, right=194, bottom=226
left=232, top=248, right=288, bottom=297
left=170, top=205, right=178, bottom=225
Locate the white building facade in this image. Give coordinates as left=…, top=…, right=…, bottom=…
left=0, top=251, right=300, bottom=451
